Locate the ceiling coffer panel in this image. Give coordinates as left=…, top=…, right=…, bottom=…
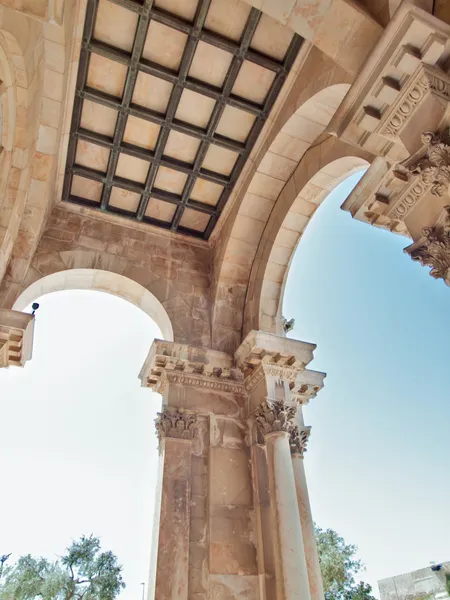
left=63, top=0, right=303, bottom=239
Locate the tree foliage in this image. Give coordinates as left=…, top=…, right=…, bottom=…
left=0, top=536, right=125, bottom=600
left=315, top=524, right=376, bottom=600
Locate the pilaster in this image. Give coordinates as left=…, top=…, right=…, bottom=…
left=0, top=309, right=35, bottom=368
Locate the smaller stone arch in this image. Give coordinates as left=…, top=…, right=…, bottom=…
left=13, top=268, right=174, bottom=341
left=243, top=138, right=371, bottom=337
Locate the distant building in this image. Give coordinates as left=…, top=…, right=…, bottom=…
left=379, top=563, right=450, bottom=600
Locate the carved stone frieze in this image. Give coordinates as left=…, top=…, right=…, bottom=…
left=379, top=65, right=450, bottom=140
left=155, top=408, right=198, bottom=442
left=289, top=425, right=311, bottom=457
left=404, top=205, right=450, bottom=282
left=253, top=399, right=296, bottom=437
left=139, top=339, right=243, bottom=393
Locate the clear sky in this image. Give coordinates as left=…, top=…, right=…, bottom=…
left=0, top=171, right=449, bottom=599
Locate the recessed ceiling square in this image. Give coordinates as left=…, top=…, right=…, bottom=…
left=204, top=0, right=251, bottom=41
left=94, top=0, right=138, bottom=53
left=71, top=175, right=103, bottom=203
left=179, top=207, right=210, bottom=232
left=123, top=116, right=160, bottom=151
left=142, top=21, right=188, bottom=71
left=75, top=140, right=110, bottom=173
left=190, top=178, right=223, bottom=206
left=154, top=0, right=198, bottom=21
left=202, top=144, right=238, bottom=176
left=250, top=14, right=294, bottom=61
left=145, top=197, right=177, bottom=223
left=80, top=100, right=118, bottom=138
left=132, top=72, right=173, bottom=114
left=232, top=60, right=276, bottom=105
left=116, top=153, right=150, bottom=184
left=175, top=89, right=216, bottom=129
left=215, top=105, right=255, bottom=142
left=87, top=53, right=128, bottom=98
left=189, top=42, right=233, bottom=88
left=164, top=130, right=201, bottom=164
left=109, top=187, right=141, bottom=212
left=154, top=166, right=188, bottom=195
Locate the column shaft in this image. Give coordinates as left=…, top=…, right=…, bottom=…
left=154, top=437, right=192, bottom=600
left=292, top=454, right=325, bottom=600
left=265, top=431, right=312, bottom=600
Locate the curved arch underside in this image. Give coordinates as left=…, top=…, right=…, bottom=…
left=13, top=268, right=174, bottom=341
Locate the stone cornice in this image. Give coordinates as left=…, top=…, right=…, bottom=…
left=155, top=408, right=198, bottom=442
left=139, top=339, right=244, bottom=393
left=0, top=310, right=35, bottom=369
left=290, top=425, right=311, bottom=457
left=235, top=330, right=317, bottom=390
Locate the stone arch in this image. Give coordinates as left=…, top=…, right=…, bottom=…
left=13, top=268, right=174, bottom=341
left=0, top=1, right=83, bottom=306
left=250, top=153, right=369, bottom=336
left=212, top=83, right=353, bottom=353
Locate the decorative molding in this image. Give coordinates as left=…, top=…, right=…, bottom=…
left=164, top=371, right=245, bottom=394
left=404, top=205, right=450, bottom=282
left=155, top=408, right=198, bottom=442
left=379, top=65, right=450, bottom=139
left=0, top=310, right=35, bottom=369
left=140, top=339, right=242, bottom=393
left=290, top=425, right=311, bottom=457
left=253, top=399, right=296, bottom=437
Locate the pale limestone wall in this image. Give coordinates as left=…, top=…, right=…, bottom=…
left=2, top=204, right=212, bottom=347
left=379, top=563, right=450, bottom=600
left=0, top=1, right=80, bottom=305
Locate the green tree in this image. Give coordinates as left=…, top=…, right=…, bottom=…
left=315, top=524, right=376, bottom=600
left=0, top=535, right=125, bottom=600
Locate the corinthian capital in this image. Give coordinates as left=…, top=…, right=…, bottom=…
left=253, top=399, right=296, bottom=437
left=405, top=205, right=450, bottom=282
left=407, top=129, right=450, bottom=197
left=155, top=408, right=198, bottom=442
left=290, top=425, right=311, bottom=457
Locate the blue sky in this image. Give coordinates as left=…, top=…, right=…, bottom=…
left=284, top=172, right=450, bottom=590
left=0, top=171, right=449, bottom=598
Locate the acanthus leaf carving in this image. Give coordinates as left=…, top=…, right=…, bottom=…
left=405, top=205, right=450, bottom=281
left=253, top=398, right=296, bottom=437
left=155, top=408, right=198, bottom=442
left=289, top=425, right=311, bottom=457
left=407, top=129, right=450, bottom=197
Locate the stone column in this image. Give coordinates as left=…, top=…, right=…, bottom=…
left=290, top=425, right=325, bottom=600
left=0, top=309, right=35, bottom=368
left=152, top=408, right=197, bottom=600
left=254, top=399, right=311, bottom=600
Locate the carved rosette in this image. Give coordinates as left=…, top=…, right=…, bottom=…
left=408, top=130, right=450, bottom=197
left=405, top=205, right=450, bottom=282
left=289, top=425, right=311, bottom=457
left=253, top=399, right=296, bottom=438
left=155, top=408, right=198, bottom=442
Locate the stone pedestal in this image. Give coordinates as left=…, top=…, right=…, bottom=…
left=139, top=330, right=326, bottom=600
left=0, top=309, right=35, bottom=368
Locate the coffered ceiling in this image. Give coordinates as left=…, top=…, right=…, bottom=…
left=63, top=0, right=302, bottom=239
